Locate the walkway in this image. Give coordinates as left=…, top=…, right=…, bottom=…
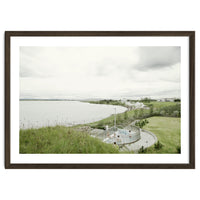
left=121, top=129, right=157, bottom=152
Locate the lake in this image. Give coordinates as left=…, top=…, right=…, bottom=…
left=20, top=101, right=127, bottom=129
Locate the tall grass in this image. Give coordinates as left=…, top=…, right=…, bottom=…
left=20, top=126, right=119, bottom=154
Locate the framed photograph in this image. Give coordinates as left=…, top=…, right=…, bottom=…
left=5, top=31, right=195, bottom=169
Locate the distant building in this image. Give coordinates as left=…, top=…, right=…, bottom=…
left=157, top=98, right=176, bottom=102
left=134, top=102, right=144, bottom=109
left=121, top=99, right=145, bottom=110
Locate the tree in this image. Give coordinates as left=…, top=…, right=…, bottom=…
left=135, top=119, right=149, bottom=129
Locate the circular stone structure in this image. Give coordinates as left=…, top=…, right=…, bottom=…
left=102, top=125, right=141, bottom=145
left=120, top=129, right=157, bottom=152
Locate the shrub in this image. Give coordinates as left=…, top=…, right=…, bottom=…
left=95, top=125, right=105, bottom=130
left=153, top=111, right=160, bottom=116
left=138, top=146, right=147, bottom=153
left=135, top=119, right=149, bottom=129
left=176, top=146, right=181, bottom=153
left=160, top=110, right=165, bottom=116
left=154, top=140, right=163, bottom=150
left=174, top=98, right=181, bottom=102
left=173, top=110, right=179, bottom=117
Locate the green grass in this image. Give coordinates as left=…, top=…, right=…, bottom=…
left=20, top=126, right=119, bottom=154
left=143, top=116, right=181, bottom=153
left=145, top=101, right=177, bottom=109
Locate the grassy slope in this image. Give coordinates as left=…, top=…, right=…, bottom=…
left=20, top=126, right=119, bottom=154
left=143, top=116, right=181, bottom=153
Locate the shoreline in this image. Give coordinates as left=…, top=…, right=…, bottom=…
left=20, top=100, right=127, bottom=130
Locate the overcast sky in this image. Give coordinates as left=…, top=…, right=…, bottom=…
left=20, top=46, right=180, bottom=99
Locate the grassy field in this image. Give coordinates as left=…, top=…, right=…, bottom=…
left=143, top=116, right=181, bottom=153
left=20, top=126, right=119, bottom=154
left=145, top=101, right=178, bottom=108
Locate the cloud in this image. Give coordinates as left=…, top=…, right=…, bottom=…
left=135, top=47, right=180, bottom=71
left=20, top=47, right=54, bottom=78
left=20, top=46, right=180, bottom=99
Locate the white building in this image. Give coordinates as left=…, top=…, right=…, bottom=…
left=157, top=98, right=175, bottom=102
left=121, top=99, right=145, bottom=109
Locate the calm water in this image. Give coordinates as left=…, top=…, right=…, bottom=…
left=20, top=101, right=127, bottom=129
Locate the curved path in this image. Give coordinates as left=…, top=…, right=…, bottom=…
left=121, top=129, right=157, bottom=152
left=89, top=124, right=158, bottom=153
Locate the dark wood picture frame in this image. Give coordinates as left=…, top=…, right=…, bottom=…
left=5, top=31, right=195, bottom=169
